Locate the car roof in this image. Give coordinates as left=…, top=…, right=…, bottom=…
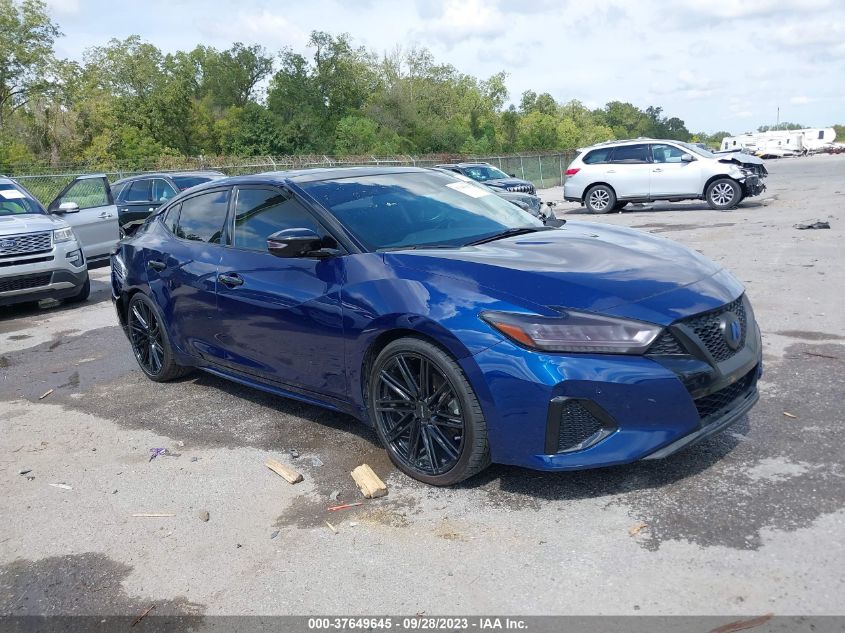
left=434, top=162, right=495, bottom=168
left=579, top=138, right=687, bottom=151
left=112, top=170, right=225, bottom=185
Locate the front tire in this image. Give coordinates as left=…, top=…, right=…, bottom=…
left=584, top=185, right=616, bottom=214
left=127, top=293, right=192, bottom=382
left=368, top=338, right=490, bottom=486
left=706, top=178, right=741, bottom=210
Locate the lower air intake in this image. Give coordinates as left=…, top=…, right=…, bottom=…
left=557, top=400, right=605, bottom=452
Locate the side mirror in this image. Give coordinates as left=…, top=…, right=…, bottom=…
left=57, top=201, right=80, bottom=214
left=509, top=173, right=516, bottom=177
left=267, top=228, right=325, bottom=258
left=681, top=153, right=694, bottom=162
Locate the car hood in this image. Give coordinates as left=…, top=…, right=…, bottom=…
left=0, top=213, right=65, bottom=236
left=483, top=178, right=533, bottom=189
left=385, top=222, right=739, bottom=324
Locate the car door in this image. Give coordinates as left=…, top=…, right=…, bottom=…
left=605, top=144, right=651, bottom=198
left=649, top=143, right=703, bottom=197
left=143, top=188, right=230, bottom=361
left=48, top=175, right=118, bottom=261
left=213, top=186, right=347, bottom=398
left=116, top=178, right=156, bottom=234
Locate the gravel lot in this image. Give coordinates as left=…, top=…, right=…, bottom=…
left=1, top=155, right=843, bottom=617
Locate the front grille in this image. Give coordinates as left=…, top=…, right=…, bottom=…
left=694, top=367, right=757, bottom=422
left=506, top=184, right=536, bottom=194
left=647, top=331, right=686, bottom=355
left=557, top=400, right=604, bottom=452
left=0, top=272, right=52, bottom=293
left=680, top=296, right=747, bottom=362
left=0, top=232, right=53, bottom=258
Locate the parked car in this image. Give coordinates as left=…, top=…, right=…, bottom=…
left=112, top=167, right=761, bottom=485
left=563, top=139, right=768, bottom=213
left=0, top=177, right=91, bottom=306
left=435, top=162, right=536, bottom=194
left=430, top=167, right=551, bottom=221
left=111, top=171, right=225, bottom=235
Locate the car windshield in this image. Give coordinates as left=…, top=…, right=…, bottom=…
left=299, top=171, right=543, bottom=251
left=679, top=142, right=716, bottom=159
left=462, top=165, right=510, bottom=182
left=172, top=175, right=218, bottom=190
left=0, top=184, right=45, bottom=216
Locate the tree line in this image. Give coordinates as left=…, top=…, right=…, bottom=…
left=1, top=0, right=751, bottom=170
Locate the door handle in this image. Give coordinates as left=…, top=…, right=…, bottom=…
left=147, top=260, right=166, bottom=271
left=652, top=168, right=663, bottom=172
left=98, top=212, right=113, bottom=218
left=606, top=169, right=616, bottom=173
left=218, top=273, right=244, bottom=287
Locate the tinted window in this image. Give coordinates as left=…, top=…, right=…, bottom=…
left=164, top=203, right=181, bottom=235
left=583, top=148, right=613, bottom=164
left=610, top=144, right=649, bottom=163
left=152, top=179, right=178, bottom=202
left=174, top=190, right=229, bottom=243
left=651, top=144, right=687, bottom=163
left=111, top=182, right=128, bottom=199
left=124, top=179, right=151, bottom=203
left=300, top=171, right=543, bottom=251
left=172, top=175, right=215, bottom=190
left=462, top=165, right=510, bottom=181
left=233, top=188, right=325, bottom=252
left=0, top=184, right=44, bottom=216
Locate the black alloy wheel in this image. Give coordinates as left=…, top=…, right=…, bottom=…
left=127, top=293, right=191, bottom=382
left=370, top=338, right=490, bottom=485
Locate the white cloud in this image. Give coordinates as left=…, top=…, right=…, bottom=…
left=682, top=0, right=833, bottom=21
left=790, top=96, right=814, bottom=105
left=412, top=0, right=509, bottom=47
left=196, top=10, right=308, bottom=48
left=46, top=0, right=79, bottom=15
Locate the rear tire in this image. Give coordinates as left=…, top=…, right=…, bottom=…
left=64, top=276, right=90, bottom=304
left=368, top=337, right=491, bottom=486
left=706, top=178, right=741, bottom=210
left=584, top=185, right=616, bottom=214
left=126, top=293, right=193, bottom=382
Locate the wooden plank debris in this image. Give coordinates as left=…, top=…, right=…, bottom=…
left=351, top=464, right=388, bottom=499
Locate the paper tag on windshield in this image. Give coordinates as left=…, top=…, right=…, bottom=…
left=446, top=181, right=491, bottom=199
left=0, top=189, right=26, bottom=200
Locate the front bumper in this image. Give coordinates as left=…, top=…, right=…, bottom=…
left=741, top=175, right=766, bottom=197
left=0, top=242, right=88, bottom=306
left=462, top=294, right=762, bottom=471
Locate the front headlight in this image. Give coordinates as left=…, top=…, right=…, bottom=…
left=481, top=309, right=662, bottom=354
left=53, top=227, right=75, bottom=243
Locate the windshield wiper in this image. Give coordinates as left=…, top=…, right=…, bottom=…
left=463, top=226, right=553, bottom=246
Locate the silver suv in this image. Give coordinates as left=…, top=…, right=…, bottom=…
left=563, top=139, right=767, bottom=213
left=0, top=178, right=91, bottom=306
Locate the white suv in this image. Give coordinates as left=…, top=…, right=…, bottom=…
left=563, top=139, right=767, bottom=213
left=0, top=178, right=91, bottom=307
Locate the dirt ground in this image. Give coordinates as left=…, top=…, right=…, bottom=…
left=1, top=155, right=843, bottom=617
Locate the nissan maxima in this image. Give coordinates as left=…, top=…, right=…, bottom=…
left=111, top=167, right=761, bottom=485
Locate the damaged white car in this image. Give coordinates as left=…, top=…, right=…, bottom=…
left=564, top=139, right=767, bottom=212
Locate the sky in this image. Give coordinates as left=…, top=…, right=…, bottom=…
left=44, top=0, right=845, bottom=134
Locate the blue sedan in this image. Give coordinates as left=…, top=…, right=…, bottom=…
left=111, top=167, right=761, bottom=485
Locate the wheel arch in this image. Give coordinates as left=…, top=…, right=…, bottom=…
left=582, top=181, right=617, bottom=203
left=703, top=174, right=740, bottom=197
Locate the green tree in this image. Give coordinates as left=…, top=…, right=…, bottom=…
left=0, top=0, right=60, bottom=127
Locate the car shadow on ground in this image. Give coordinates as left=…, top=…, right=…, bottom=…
left=453, top=416, right=748, bottom=501
left=0, top=274, right=111, bottom=324
left=562, top=200, right=766, bottom=216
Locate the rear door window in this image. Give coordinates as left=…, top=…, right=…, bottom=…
left=152, top=178, right=178, bottom=203
left=583, top=148, right=613, bottom=164
left=123, top=179, right=152, bottom=203
left=174, top=190, right=230, bottom=244
left=609, top=144, right=650, bottom=163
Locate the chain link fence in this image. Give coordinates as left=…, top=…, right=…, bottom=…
left=4, top=152, right=576, bottom=205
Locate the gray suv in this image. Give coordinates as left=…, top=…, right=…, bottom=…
left=563, top=139, right=767, bottom=213
left=0, top=178, right=93, bottom=306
